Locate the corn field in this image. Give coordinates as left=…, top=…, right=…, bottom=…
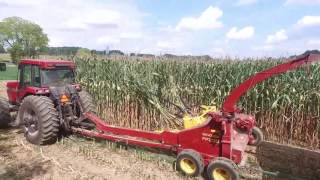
left=75, top=57, right=320, bottom=149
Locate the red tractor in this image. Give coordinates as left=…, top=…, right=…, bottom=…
left=0, top=59, right=95, bottom=145
left=0, top=52, right=319, bottom=180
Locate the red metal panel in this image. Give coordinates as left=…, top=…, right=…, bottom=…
left=161, top=131, right=179, bottom=145
left=72, top=127, right=173, bottom=150
left=177, top=116, right=222, bottom=160
left=85, top=112, right=164, bottom=141
left=17, top=86, right=38, bottom=102
left=220, top=121, right=232, bottom=159
left=6, top=81, right=18, bottom=104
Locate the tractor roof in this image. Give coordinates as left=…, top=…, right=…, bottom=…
left=19, top=59, right=75, bottom=69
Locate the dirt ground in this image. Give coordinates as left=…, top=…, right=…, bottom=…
left=0, top=81, right=262, bottom=180
left=0, top=81, right=7, bottom=98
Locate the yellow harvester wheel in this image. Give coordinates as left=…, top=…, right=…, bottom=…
left=176, top=149, right=204, bottom=177
left=207, top=157, right=239, bottom=180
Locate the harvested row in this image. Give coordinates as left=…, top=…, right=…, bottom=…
left=75, top=57, right=320, bottom=149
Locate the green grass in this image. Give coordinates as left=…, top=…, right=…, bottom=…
left=0, top=66, right=18, bottom=80
left=0, top=53, right=11, bottom=62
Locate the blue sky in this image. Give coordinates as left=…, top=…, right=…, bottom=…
left=0, top=0, right=319, bottom=57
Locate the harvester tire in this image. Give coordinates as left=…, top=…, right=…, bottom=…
left=207, top=157, right=239, bottom=180
left=215, top=157, right=239, bottom=171
left=0, top=97, right=11, bottom=128
left=79, top=90, right=95, bottom=113
left=19, top=96, right=59, bottom=145
left=249, top=127, right=263, bottom=146
left=176, top=149, right=204, bottom=177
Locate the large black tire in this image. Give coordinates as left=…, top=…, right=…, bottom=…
left=79, top=90, right=95, bottom=113
left=248, top=127, right=263, bottom=146
left=207, top=157, right=240, bottom=180
left=0, top=97, right=11, bottom=128
left=176, top=149, right=204, bottom=177
left=19, top=96, right=59, bottom=145
left=78, top=90, right=96, bottom=129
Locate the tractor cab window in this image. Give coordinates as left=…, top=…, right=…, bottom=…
left=22, top=65, right=32, bottom=86
left=33, top=66, right=41, bottom=87
left=40, top=67, right=75, bottom=87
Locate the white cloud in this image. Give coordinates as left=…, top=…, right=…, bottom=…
left=235, top=0, right=258, bottom=6
left=120, top=32, right=142, bottom=39
left=175, top=6, right=223, bottom=31
left=296, top=16, right=320, bottom=27
left=61, top=19, right=88, bottom=30
left=97, top=36, right=120, bottom=45
left=266, top=29, right=288, bottom=44
left=252, top=45, right=274, bottom=51
left=307, top=39, right=320, bottom=45
left=49, top=37, right=65, bottom=47
left=157, top=41, right=174, bottom=49
left=211, top=47, right=227, bottom=57
left=156, top=40, right=182, bottom=50
left=82, top=10, right=121, bottom=26
left=226, top=26, right=254, bottom=40
left=285, top=0, right=320, bottom=5
left=0, top=0, right=39, bottom=7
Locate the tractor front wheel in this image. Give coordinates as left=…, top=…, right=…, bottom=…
left=19, top=96, right=60, bottom=145
left=207, top=157, right=239, bottom=180
left=176, top=149, right=204, bottom=177
left=0, top=97, right=12, bottom=128
left=248, top=126, right=263, bottom=146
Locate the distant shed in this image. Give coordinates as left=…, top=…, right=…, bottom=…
left=0, top=62, right=6, bottom=71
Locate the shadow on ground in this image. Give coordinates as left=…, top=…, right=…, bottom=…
left=0, top=161, right=50, bottom=180
left=0, top=127, right=51, bottom=180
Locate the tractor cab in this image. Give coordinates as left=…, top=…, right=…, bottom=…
left=6, top=59, right=78, bottom=104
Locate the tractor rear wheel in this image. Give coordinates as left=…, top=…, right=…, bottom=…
left=79, top=90, right=95, bottom=113
left=0, top=97, right=11, bottom=128
left=19, top=96, right=60, bottom=145
left=249, top=127, right=263, bottom=146
left=176, top=149, right=204, bottom=177
left=78, top=90, right=96, bottom=129
left=207, top=157, right=239, bottom=180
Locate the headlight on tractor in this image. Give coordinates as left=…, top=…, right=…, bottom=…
left=60, top=94, right=70, bottom=104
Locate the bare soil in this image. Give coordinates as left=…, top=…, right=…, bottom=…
left=0, top=81, right=262, bottom=180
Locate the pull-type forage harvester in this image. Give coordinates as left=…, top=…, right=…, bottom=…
left=1, top=52, right=319, bottom=180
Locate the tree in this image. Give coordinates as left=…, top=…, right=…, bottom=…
left=0, top=17, right=49, bottom=63
left=76, top=48, right=91, bottom=58
left=108, top=50, right=124, bottom=56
